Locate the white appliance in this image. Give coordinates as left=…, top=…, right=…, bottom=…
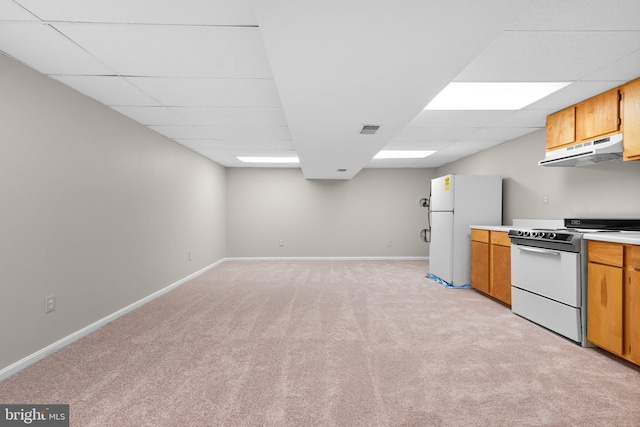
left=427, top=174, right=502, bottom=287
left=508, top=218, right=640, bottom=346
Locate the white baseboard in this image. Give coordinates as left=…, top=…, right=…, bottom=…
left=225, top=256, right=429, bottom=261
left=0, top=259, right=225, bottom=383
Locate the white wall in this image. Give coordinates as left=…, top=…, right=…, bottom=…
left=436, top=129, right=640, bottom=223
left=0, top=53, right=227, bottom=370
left=226, top=168, right=435, bottom=257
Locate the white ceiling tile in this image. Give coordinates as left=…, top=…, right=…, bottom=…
left=439, top=140, right=504, bottom=152
left=177, top=140, right=296, bottom=150
left=406, top=110, right=512, bottom=128
left=0, top=0, right=38, bottom=21
left=455, top=31, right=640, bottom=82
left=53, top=24, right=271, bottom=79
left=526, top=80, right=629, bottom=110
left=508, top=0, right=640, bottom=31
left=127, top=77, right=282, bottom=108
left=485, top=109, right=552, bottom=128
left=0, top=22, right=114, bottom=75
left=384, top=140, right=454, bottom=150
left=14, top=0, right=257, bottom=25
left=582, top=49, right=640, bottom=82
left=383, top=140, right=453, bottom=151
left=110, top=106, right=189, bottom=126
left=197, top=126, right=291, bottom=140
left=148, top=125, right=208, bottom=140
left=392, top=127, right=478, bottom=141
left=169, top=107, right=288, bottom=127
left=467, top=127, right=538, bottom=141
left=366, top=158, right=420, bottom=168
left=51, top=75, right=160, bottom=105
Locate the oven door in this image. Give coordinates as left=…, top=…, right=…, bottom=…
left=510, top=243, right=581, bottom=307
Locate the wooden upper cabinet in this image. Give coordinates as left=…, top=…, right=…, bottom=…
left=546, top=106, right=576, bottom=150
left=575, top=88, right=620, bottom=142
left=622, top=78, right=640, bottom=161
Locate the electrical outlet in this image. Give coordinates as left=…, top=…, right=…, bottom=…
left=386, top=240, right=392, bottom=247
left=279, top=240, right=284, bottom=247
left=543, top=194, right=549, bottom=205
left=45, top=295, right=55, bottom=313
left=189, top=251, right=192, bottom=261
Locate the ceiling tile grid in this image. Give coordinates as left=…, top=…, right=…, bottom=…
left=2, top=1, right=640, bottom=177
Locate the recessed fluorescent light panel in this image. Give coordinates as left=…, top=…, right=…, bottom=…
left=237, top=156, right=300, bottom=164
left=374, top=150, right=435, bottom=159
left=425, top=82, right=571, bottom=110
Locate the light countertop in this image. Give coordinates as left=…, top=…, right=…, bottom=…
left=469, top=225, right=513, bottom=232
left=584, top=232, right=640, bottom=245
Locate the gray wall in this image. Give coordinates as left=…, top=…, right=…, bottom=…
left=226, top=168, right=434, bottom=257
left=436, top=129, right=640, bottom=223
left=0, top=54, right=226, bottom=370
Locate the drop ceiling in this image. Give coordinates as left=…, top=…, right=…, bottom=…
left=1, top=0, right=639, bottom=179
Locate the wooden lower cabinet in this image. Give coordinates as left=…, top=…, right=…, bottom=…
left=587, top=262, right=623, bottom=355
left=470, top=229, right=511, bottom=306
left=625, top=268, right=640, bottom=364
left=491, top=244, right=512, bottom=305
left=470, top=240, right=490, bottom=294
left=587, top=241, right=640, bottom=367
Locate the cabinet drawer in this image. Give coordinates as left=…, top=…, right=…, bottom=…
left=588, top=241, right=623, bottom=267
left=626, top=245, right=640, bottom=270
left=490, top=231, right=511, bottom=246
left=471, top=229, right=489, bottom=243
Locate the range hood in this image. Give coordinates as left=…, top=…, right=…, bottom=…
left=539, top=133, right=623, bottom=167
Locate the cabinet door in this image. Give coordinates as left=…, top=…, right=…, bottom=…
left=490, top=244, right=511, bottom=305
left=470, top=241, right=490, bottom=294
left=622, top=78, right=640, bottom=161
left=625, top=268, right=640, bottom=364
left=546, top=107, right=575, bottom=150
left=576, top=88, right=620, bottom=141
left=587, top=262, right=624, bottom=355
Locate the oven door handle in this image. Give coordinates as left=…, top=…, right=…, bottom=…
left=516, top=245, right=561, bottom=256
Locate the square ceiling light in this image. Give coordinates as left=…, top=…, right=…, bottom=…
left=424, top=82, right=572, bottom=110
left=237, top=156, right=300, bottom=164
left=374, top=150, right=435, bottom=159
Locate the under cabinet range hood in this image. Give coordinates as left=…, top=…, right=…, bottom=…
left=539, top=133, right=623, bottom=167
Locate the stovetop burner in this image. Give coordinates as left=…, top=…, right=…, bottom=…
left=508, top=228, right=578, bottom=241
left=508, top=228, right=582, bottom=252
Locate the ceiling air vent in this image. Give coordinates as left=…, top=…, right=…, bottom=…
left=360, top=125, right=380, bottom=135
left=337, top=168, right=347, bottom=172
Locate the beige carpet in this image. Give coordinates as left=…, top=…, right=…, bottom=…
left=1, top=260, right=640, bottom=426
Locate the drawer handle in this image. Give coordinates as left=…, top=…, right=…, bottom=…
left=518, top=246, right=561, bottom=256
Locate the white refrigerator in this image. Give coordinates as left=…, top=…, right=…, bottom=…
left=428, top=174, right=502, bottom=287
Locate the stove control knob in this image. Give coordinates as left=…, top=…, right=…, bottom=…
left=546, top=232, right=556, bottom=240
left=516, top=230, right=523, bottom=236
left=523, top=231, right=530, bottom=237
